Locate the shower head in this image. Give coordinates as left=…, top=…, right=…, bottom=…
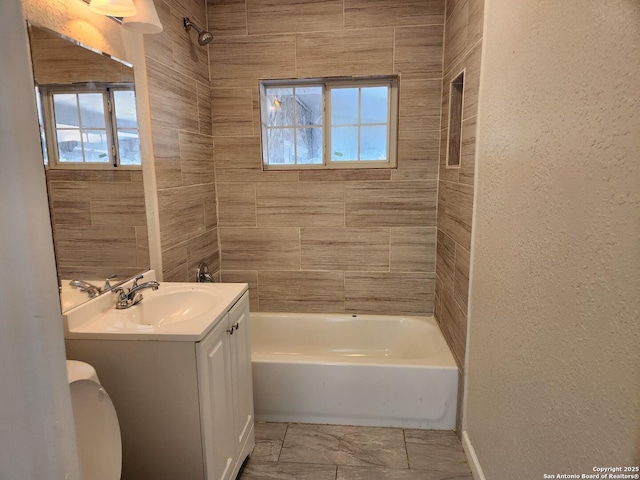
left=183, top=17, right=213, bottom=46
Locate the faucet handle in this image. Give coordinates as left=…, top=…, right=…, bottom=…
left=132, top=274, right=144, bottom=288
left=103, top=274, right=118, bottom=291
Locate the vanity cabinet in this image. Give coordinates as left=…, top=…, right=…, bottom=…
left=198, top=292, right=254, bottom=480
left=65, top=290, right=254, bottom=480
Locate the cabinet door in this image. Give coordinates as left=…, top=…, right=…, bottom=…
left=228, top=293, right=254, bottom=454
left=197, top=316, right=235, bottom=480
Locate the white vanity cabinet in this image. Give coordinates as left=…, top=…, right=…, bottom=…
left=65, top=288, right=254, bottom=480
left=198, top=292, right=254, bottom=480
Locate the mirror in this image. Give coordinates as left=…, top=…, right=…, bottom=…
left=27, top=24, right=150, bottom=312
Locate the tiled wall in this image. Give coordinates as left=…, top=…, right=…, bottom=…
left=434, top=0, right=484, bottom=435
left=143, top=0, right=220, bottom=282
left=209, top=0, right=446, bottom=315
left=435, top=0, right=483, bottom=368
left=46, top=170, right=149, bottom=280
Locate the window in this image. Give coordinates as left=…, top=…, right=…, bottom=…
left=260, top=76, right=398, bottom=170
left=38, top=84, right=141, bottom=168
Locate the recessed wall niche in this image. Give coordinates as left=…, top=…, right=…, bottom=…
left=446, top=71, right=465, bottom=168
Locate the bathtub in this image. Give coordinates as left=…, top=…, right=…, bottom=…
left=251, top=313, right=459, bottom=429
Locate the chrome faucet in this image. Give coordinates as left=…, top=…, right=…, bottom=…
left=69, top=279, right=101, bottom=298
left=196, top=262, right=215, bottom=283
left=114, top=275, right=160, bottom=309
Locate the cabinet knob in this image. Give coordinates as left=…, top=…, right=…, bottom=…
left=233, top=322, right=239, bottom=331
left=227, top=327, right=234, bottom=335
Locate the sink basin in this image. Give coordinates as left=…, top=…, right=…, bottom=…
left=64, top=275, right=248, bottom=341
left=100, top=285, right=223, bottom=330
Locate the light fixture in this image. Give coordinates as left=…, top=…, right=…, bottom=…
left=122, top=0, right=163, bottom=34
left=89, top=0, right=137, bottom=17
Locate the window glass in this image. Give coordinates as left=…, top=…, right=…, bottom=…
left=53, top=94, right=79, bottom=129
left=296, top=128, right=323, bottom=164
left=295, top=87, right=322, bottom=126
left=331, top=88, right=359, bottom=125
left=79, top=93, right=106, bottom=129
left=360, top=125, right=388, bottom=161
left=361, top=87, right=388, bottom=124
left=117, top=131, right=141, bottom=165
left=260, top=76, right=398, bottom=169
left=41, top=85, right=141, bottom=167
left=113, top=90, right=138, bottom=127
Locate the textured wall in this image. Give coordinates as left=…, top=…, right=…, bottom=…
left=144, top=0, right=219, bottom=282
left=466, top=0, right=640, bottom=476
left=434, top=0, right=483, bottom=370
left=210, top=0, right=445, bottom=315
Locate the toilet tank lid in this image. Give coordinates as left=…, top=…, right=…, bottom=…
left=66, top=360, right=100, bottom=384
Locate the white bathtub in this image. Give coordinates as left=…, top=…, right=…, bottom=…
left=251, top=313, right=459, bottom=429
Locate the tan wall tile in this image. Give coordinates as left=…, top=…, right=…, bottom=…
left=394, top=25, right=444, bottom=80
left=221, top=270, right=259, bottom=311
left=462, top=41, right=482, bottom=120
left=247, top=0, right=344, bottom=35
left=214, top=136, right=298, bottom=183
left=179, top=131, right=215, bottom=186
left=453, top=244, right=470, bottom=312
left=164, top=2, right=209, bottom=85
left=392, top=130, right=440, bottom=181
left=296, top=28, right=394, bottom=78
left=437, top=180, right=473, bottom=249
left=217, top=182, right=257, bottom=227
left=440, top=285, right=466, bottom=368
left=219, top=227, right=300, bottom=270
left=258, top=271, right=345, bottom=313
left=47, top=181, right=91, bottom=225
left=344, top=272, right=434, bottom=315
left=210, top=35, right=296, bottom=88
left=399, top=79, right=442, bottom=135
left=436, top=229, right=456, bottom=292
left=89, top=181, right=147, bottom=227
left=152, top=127, right=183, bottom=190
left=390, top=227, right=437, bottom=272
left=197, top=81, right=213, bottom=136
left=298, top=169, right=391, bottom=182
left=211, top=88, right=254, bottom=136
left=344, top=0, right=445, bottom=28
left=459, top=115, right=476, bottom=185
left=143, top=0, right=175, bottom=63
left=345, top=181, right=437, bottom=226
left=443, top=0, right=468, bottom=75
left=467, top=0, right=484, bottom=47
left=204, top=182, right=218, bottom=231
left=187, top=229, right=220, bottom=280
left=55, top=225, right=137, bottom=269
left=135, top=226, right=150, bottom=269
left=207, top=0, right=247, bottom=36
left=147, top=57, right=198, bottom=133
left=157, top=185, right=206, bottom=250
left=162, top=242, right=189, bottom=282
left=300, top=227, right=390, bottom=271
left=256, top=182, right=345, bottom=227
left=46, top=169, right=132, bottom=182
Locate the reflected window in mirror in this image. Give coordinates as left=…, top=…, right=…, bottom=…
left=37, top=83, right=141, bottom=168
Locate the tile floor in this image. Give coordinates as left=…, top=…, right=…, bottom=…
left=239, top=422, right=473, bottom=480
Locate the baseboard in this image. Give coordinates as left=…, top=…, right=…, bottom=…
left=462, top=430, right=486, bottom=480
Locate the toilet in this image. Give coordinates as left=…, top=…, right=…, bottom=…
left=67, top=360, right=122, bottom=480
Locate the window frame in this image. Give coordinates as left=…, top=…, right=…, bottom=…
left=38, top=83, right=141, bottom=170
left=259, top=76, right=399, bottom=171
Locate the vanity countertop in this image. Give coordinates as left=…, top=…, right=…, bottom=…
left=63, top=271, right=248, bottom=342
